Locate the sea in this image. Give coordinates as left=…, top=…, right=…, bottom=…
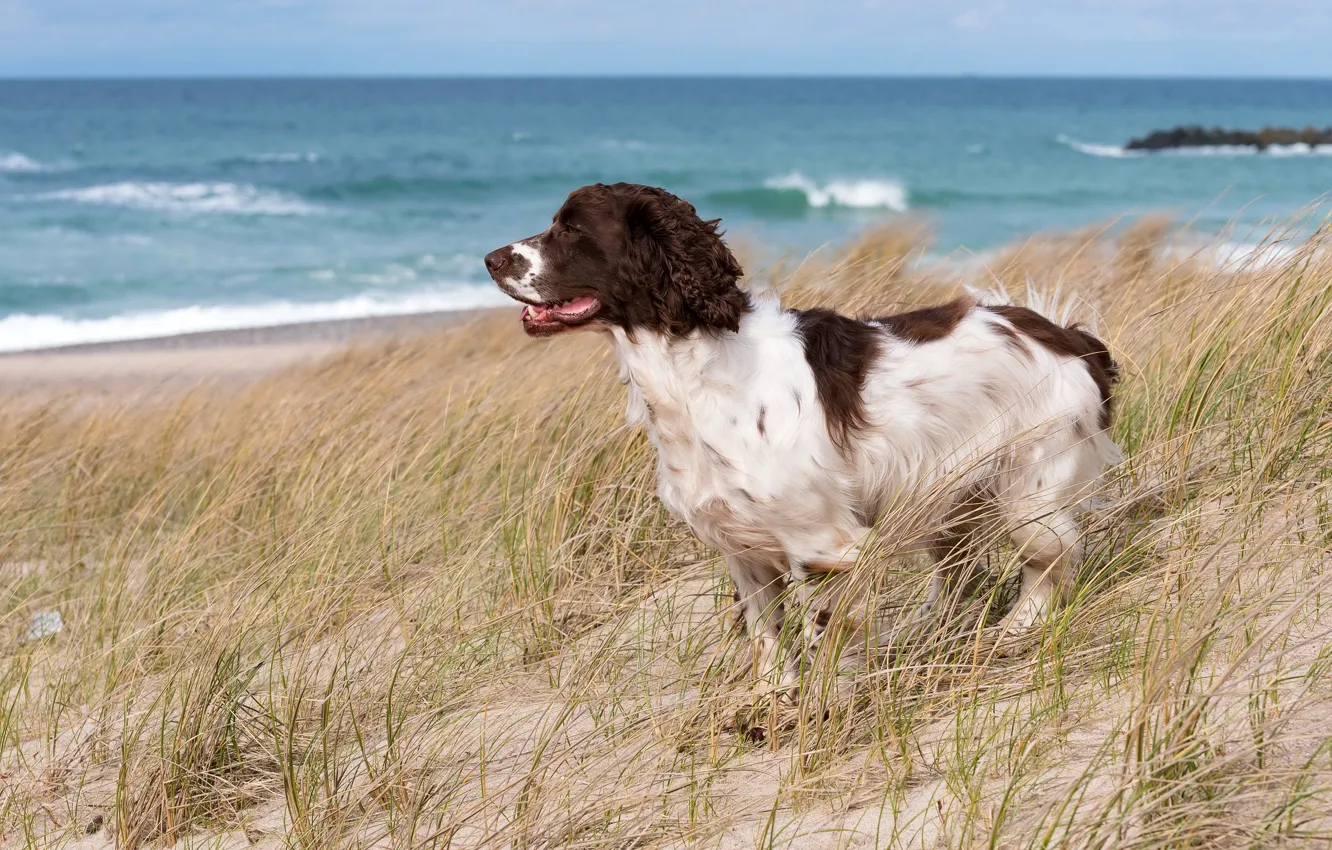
left=2, top=77, right=1331, bottom=351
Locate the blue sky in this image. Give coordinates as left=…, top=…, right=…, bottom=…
left=1, top=0, right=1328, bottom=77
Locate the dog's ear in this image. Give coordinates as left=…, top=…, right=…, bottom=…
left=625, top=187, right=747, bottom=334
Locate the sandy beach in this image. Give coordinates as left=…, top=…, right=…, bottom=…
left=0, top=308, right=501, bottom=394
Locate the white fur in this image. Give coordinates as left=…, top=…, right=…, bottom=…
left=500, top=240, right=545, bottom=301
left=607, top=297, right=1119, bottom=690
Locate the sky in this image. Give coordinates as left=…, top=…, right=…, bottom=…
left=0, top=0, right=1329, bottom=78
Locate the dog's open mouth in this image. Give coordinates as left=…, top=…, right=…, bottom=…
left=519, top=296, right=602, bottom=337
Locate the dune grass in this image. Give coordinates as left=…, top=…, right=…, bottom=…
left=3, top=214, right=1332, bottom=848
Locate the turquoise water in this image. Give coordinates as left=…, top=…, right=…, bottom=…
left=2, top=78, right=1331, bottom=350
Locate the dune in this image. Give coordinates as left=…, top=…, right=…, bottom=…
left=3, top=217, right=1332, bottom=848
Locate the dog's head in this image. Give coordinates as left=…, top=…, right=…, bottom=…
left=484, top=183, right=747, bottom=338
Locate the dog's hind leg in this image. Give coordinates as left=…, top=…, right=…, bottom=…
left=916, top=491, right=995, bottom=623
left=999, top=507, right=1080, bottom=632
left=995, top=439, right=1089, bottom=633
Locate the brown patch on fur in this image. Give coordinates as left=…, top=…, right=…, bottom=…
left=813, top=610, right=833, bottom=629
left=991, top=320, right=1030, bottom=358
left=757, top=405, right=767, bottom=437
left=986, top=305, right=1119, bottom=429
left=875, top=297, right=974, bottom=344
left=792, top=309, right=882, bottom=453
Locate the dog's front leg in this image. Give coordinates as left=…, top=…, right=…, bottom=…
left=787, top=527, right=874, bottom=699
left=726, top=552, right=797, bottom=697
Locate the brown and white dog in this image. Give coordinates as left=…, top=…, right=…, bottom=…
left=485, top=183, right=1120, bottom=691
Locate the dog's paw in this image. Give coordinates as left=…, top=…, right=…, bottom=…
left=979, top=620, right=1042, bottom=657
left=997, top=605, right=1042, bottom=633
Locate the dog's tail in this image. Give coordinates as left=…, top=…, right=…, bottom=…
left=968, top=278, right=1091, bottom=326
left=971, top=281, right=1118, bottom=400
left=974, top=281, right=1123, bottom=467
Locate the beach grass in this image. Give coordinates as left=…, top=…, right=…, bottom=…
left=4, top=213, right=1332, bottom=848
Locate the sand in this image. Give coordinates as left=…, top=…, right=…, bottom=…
left=0, top=308, right=502, bottom=394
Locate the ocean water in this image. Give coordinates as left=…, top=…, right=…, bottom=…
left=2, top=77, right=1331, bottom=351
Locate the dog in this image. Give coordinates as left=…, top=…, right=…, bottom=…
left=485, top=182, right=1120, bottom=692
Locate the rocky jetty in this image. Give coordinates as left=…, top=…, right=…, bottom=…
left=1126, top=125, right=1332, bottom=152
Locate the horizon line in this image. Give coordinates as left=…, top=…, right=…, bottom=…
left=2, top=72, right=1332, bottom=83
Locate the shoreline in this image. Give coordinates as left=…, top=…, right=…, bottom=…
left=0, top=307, right=507, bottom=393
left=0, top=307, right=500, bottom=356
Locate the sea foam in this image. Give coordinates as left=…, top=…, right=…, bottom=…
left=240, top=152, right=322, bottom=163
left=1055, top=135, right=1136, bottom=159
left=37, top=182, right=320, bottom=215
left=1195, top=240, right=1307, bottom=270
left=0, top=151, right=51, bottom=172
left=763, top=172, right=909, bottom=211
left=0, top=286, right=510, bottom=353
left=1058, top=134, right=1332, bottom=159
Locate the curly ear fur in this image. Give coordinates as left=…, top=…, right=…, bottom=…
left=624, top=186, right=748, bottom=334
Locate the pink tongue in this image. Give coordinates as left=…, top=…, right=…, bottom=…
left=548, top=296, right=599, bottom=321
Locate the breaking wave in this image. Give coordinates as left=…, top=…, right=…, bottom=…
left=35, top=182, right=321, bottom=215
left=763, top=173, right=909, bottom=210
left=709, top=173, right=909, bottom=215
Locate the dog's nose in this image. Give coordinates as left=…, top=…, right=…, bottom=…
left=484, top=248, right=510, bottom=277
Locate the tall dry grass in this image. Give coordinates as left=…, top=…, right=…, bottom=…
left=3, top=214, right=1332, bottom=848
